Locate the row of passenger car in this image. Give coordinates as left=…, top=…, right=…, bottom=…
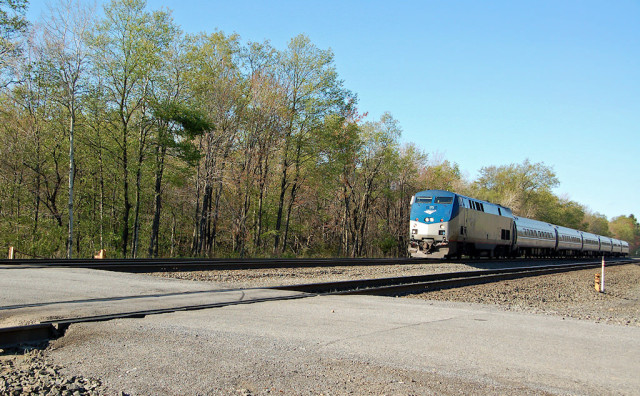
left=513, top=216, right=628, bottom=257
left=409, top=189, right=630, bottom=258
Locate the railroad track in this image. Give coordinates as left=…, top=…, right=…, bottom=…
left=275, top=259, right=635, bottom=295
left=1, top=258, right=635, bottom=348
left=0, top=257, right=431, bottom=272
left=0, top=256, right=632, bottom=272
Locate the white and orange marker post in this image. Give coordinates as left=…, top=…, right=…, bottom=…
left=600, top=255, right=605, bottom=293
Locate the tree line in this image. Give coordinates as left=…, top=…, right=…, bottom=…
left=1, top=0, right=638, bottom=258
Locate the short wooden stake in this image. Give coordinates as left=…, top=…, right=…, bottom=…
left=93, top=249, right=105, bottom=259
left=594, top=273, right=601, bottom=292
left=8, top=246, right=14, bottom=259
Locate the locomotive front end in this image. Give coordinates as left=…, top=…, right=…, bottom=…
left=409, top=191, right=455, bottom=258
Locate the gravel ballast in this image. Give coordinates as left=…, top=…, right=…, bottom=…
left=407, top=263, right=640, bottom=327
left=0, top=346, right=106, bottom=395
left=150, top=262, right=476, bottom=288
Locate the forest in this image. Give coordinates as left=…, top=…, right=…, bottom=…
left=1, top=0, right=638, bottom=259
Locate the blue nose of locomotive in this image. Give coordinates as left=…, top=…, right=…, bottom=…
left=410, top=190, right=455, bottom=224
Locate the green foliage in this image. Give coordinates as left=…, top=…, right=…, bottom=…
left=0, top=0, right=635, bottom=259
left=474, top=159, right=559, bottom=218
left=609, top=215, right=639, bottom=244
left=376, top=234, right=398, bottom=257
left=419, top=159, right=462, bottom=192
left=584, top=212, right=611, bottom=236
left=0, top=0, right=27, bottom=32
left=152, top=101, right=210, bottom=165
left=0, top=0, right=28, bottom=66
left=534, top=192, right=586, bottom=230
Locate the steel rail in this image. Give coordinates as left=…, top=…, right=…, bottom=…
left=0, top=256, right=633, bottom=273
left=272, top=259, right=635, bottom=294
left=1, top=259, right=635, bottom=348
left=0, top=257, right=433, bottom=272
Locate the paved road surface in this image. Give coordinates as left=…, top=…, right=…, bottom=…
left=2, top=266, right=638, bottom=394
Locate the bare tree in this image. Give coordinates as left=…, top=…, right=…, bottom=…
left=40, top=0, right=93, bottom=258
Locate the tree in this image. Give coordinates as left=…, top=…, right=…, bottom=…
left=380, top=143, right=428, bottom=256
left=474, top=159, right=559, bottom=218
left=226, top=40, right=283, bottom=255
left=90, top=0, right=174, bottom=257
left=145, top=30, right=192, bottom=257
left=339, top=113, right=401, bottom=257
left=1, top=0, right=28, bottom=84
left=40, top=0, right=93, bottom=257
left=273, top=34, right=350, bottom=254
left=535, top=192, right=586, bottom=230
left=584, top=212, right=611, bottom=236
left=149, top=102, right=208, bottom=256
left=609, top=215, right=639, bottom=249
left=418, top=156, right=463, bottom=192
left=184, top=31, right=244, bottom=256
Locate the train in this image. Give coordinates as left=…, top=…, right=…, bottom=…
left=408, top=189, right=630, bottom=259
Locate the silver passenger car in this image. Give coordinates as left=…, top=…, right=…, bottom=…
left=513, top=217, right=556, bottom=256
left=599, top=236, right=613, bottom=254
left=580, top=231, right=601, bottom=255
left=621, top=240, right=630, bottom=255
left=555, top=225, right=583, bottom=256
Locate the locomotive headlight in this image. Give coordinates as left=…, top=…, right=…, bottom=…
left=430, top=217, right=435, bottom=222
left=440, top=224, right=445, bottom=229
left=412, top=229, right=418, bottom=234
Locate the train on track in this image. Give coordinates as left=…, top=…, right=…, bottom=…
left=409, top=189, right=630, bottom=259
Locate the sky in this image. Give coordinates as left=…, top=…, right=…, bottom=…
left=27, top=0, right=639, bottom=220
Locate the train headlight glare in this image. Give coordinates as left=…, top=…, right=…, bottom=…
left=430, top=217, right=435, bottom=222
left=440, top=224, right=445, bottom=229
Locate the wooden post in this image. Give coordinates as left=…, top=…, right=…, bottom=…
left=594, top=273, right=601, bottom=292
left=94, top=249, right=105, bottom=259
left=8, top=246, right=14, bottom=259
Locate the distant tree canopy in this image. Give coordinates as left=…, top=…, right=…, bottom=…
left=472, top=159, right=559, bottom=219
left=583, top=212, right=611, bottom=236
left=0, top=0, right=28, bottom=79
left=609, top=215, right=640, bottom=254
left=471, top=159, right=584, bottom=230
left=0, top=0, right=636, bottom=258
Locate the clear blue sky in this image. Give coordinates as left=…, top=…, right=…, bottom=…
left=29, top=0, right=639, bottom=220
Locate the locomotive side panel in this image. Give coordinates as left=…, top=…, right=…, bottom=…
left=458, top=198, right=513, bottom=256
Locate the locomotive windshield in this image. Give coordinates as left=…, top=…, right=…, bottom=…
left=434, top=196, right=453, bottom=204
left=415, top=196, right=432, bottom=203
